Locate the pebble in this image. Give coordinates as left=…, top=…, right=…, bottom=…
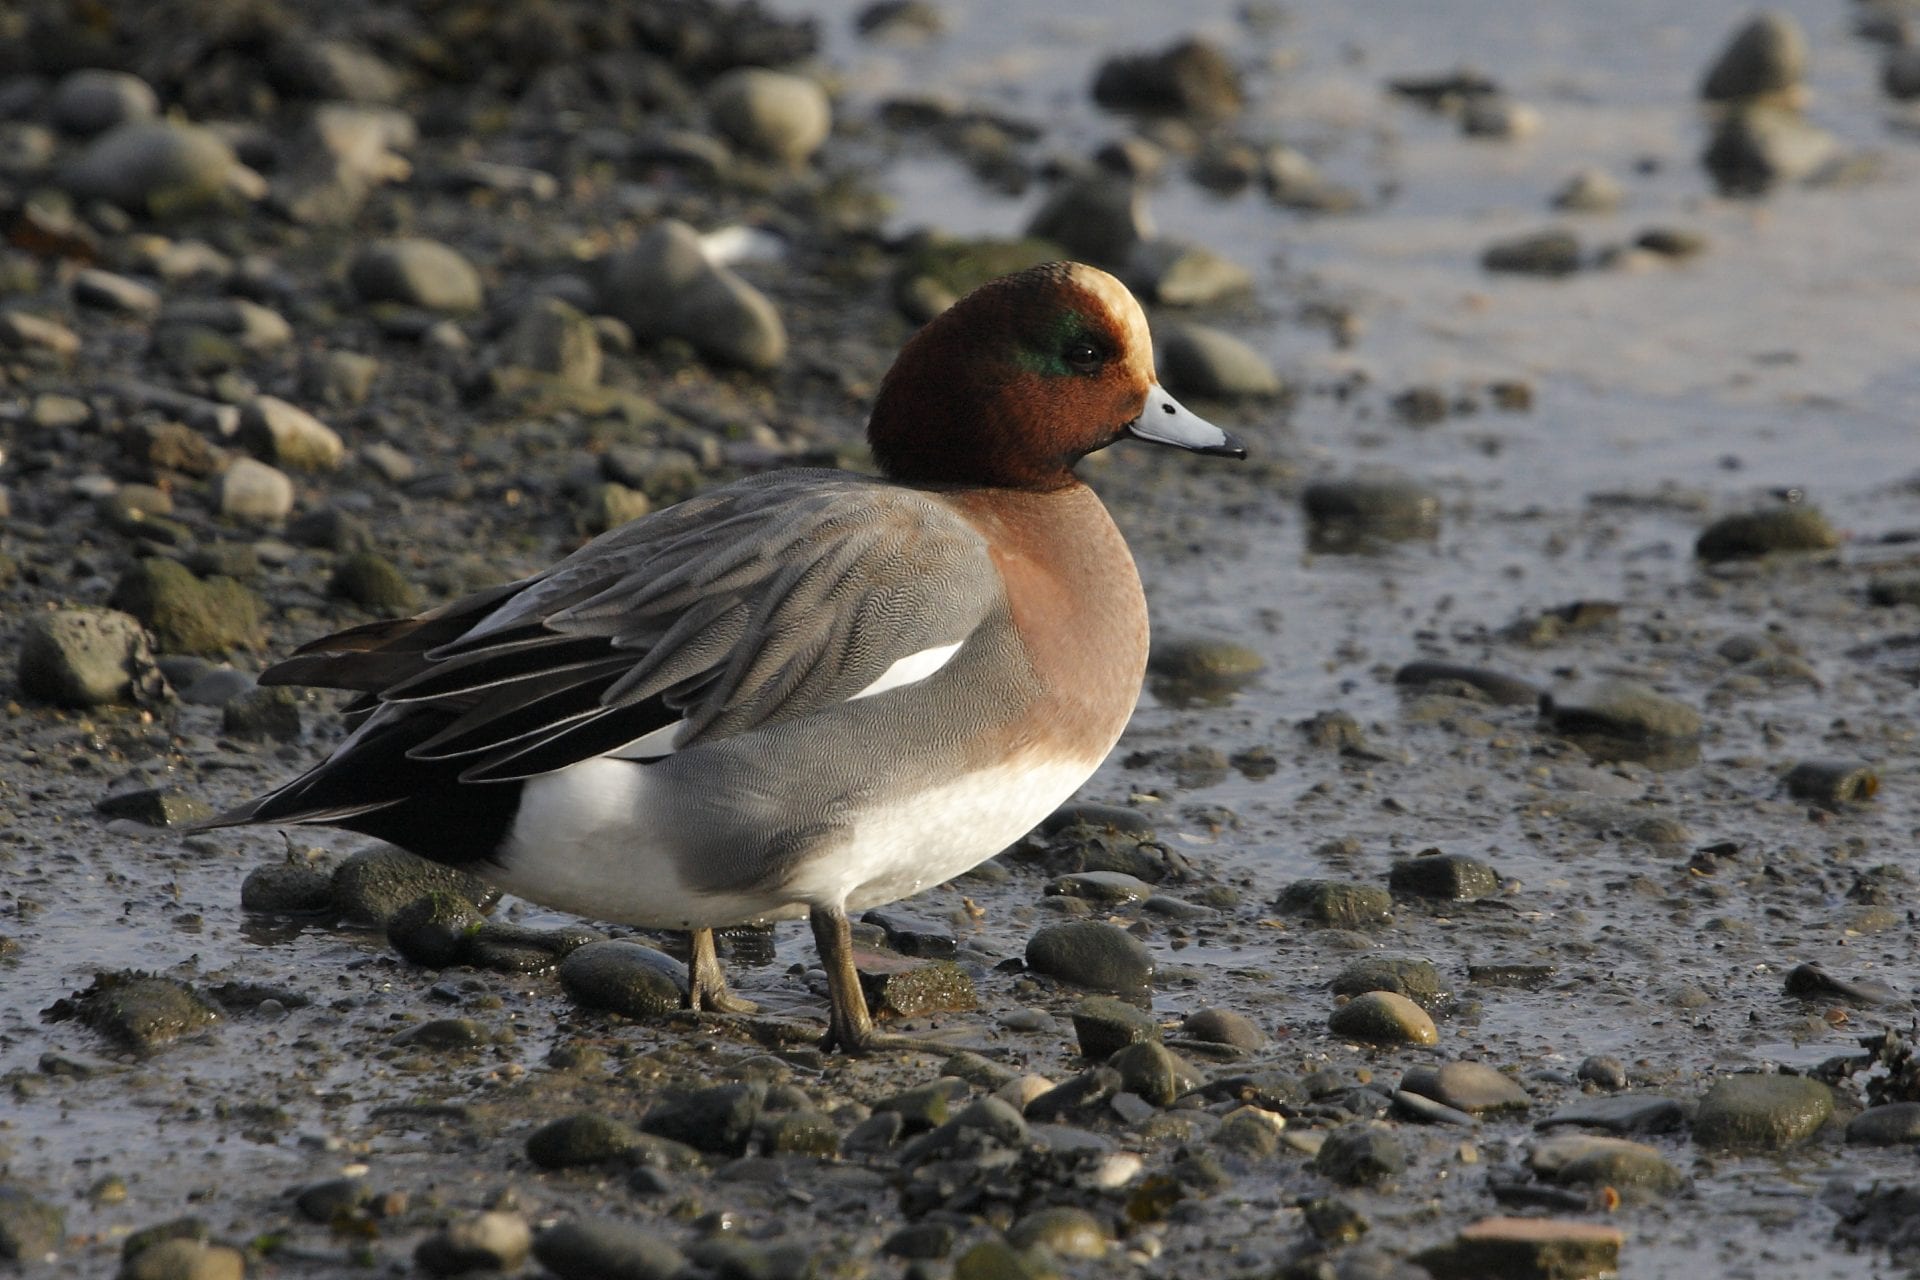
left=1700, top=11, right=1806, bottom=103
left=96, top=785, right=212, bottom=827
left=386, top=891, right=484, bottom=968
left=862, top=908, right=958, bottom=958
left=0, top=1184, right=64, bottom=1263
left=1782, top=760, right=1879, bottom=810
left=0, top=309, right=81, bottom=361
left=1312, top=1124, right=1408, bottom=1186
left=73, top=268, right=162, bottom=318
left=108, top=559, right=266, bottom=655
left=1025, top=1067, right=1123, bottom=1124
left=1123, top=238, right=1252, bottom=306
left=1157, top=322, right=1281, bottom=401
left=1551, top=166, right=1624, bottom=213
left=499, top=296, right=602, bottom=388
left=706, top=69, right=831, bottom=165
left=534, top=1218, right=687, bottom=1280
left=271, top=38, right=405, bottom=104
left=1691, top=1074, right=1833, bottom=1150
left=1278, top=880, right=1394, bottom=929
left=330, top=552, right=420, bottom=616
left=348, top=238, right=484, bottom=314
left=415, top=1210, right=532, bottom=1277
left=1388, top=852, right=1500, bottom=901
left=603, top=220, right=786, bottom=370
left=1180, top=1008, right=1264, bottom=1051
left=17, top=608, right=166, bottom=707
left=876, top=1077, right=968, bottom=1133
left=1418, top=1217, right=1620, bottom=1280
left=525, top=1113, right=649, bottom=1169
left=57, top=972, right=220, bottom=1053
left=306, top=349, right=381, bottom=408
left=1006, top=1206, right=1110, bottom=1258
left=160, top=298, right=293, bottom=351
left=1540, top=679, right=1701, bottom=741
left=238, top=397, right=343, bottom=472
left=50, top=69, right=159, bottom=136
left=1394, top=660, right=1539, bottom=706
left=1301, top=477, right=1441, bottom=548
left=1869, top=575, right=1920, bottom=607
left=240, top=861, right=335, bottom=915
left=1401, top=1062, right=1530, bottom=1115
left=1025, top=174, right=1149, bottom=270
left=855, top=951, right=977, bottom=1018
left=1703, top=107, right=1838, bottom=195
left=1109, top=1040, right=1183, bottom=1106
left=1846, top=1101, right=1920, bottom=1146
left=1091, top=37, right=1243, bottom=120
left=1887, top=47, right=1920, bottom=100
left=644, top=1082, right=767, bottom=1156
left=1329, top=992, right=1438, bottom=1046
left=1696, top=506, right=1839, bottom=560
left=1781, top=962, right=1900, bottom=1007
left=1026, top=921, right=1154, bottom=995
left=60, top=120, right=262, bottom=215
left=557, top=940, right=687, bottom=1018
left=120, top=1237, right=245, bottom=1280
left=1482, top=229, right=1581, bottom=276
left=1048, top=871, right=1154, bottom=904
left=328, top=846, right=497, bottom=927
left=215, top=458, right=295, bottom=524
left=1072, top=996, right=1161, bottom=1059
left=1460, top=96, right=1540, bottom=139
left=32, top=391, right=92, bottom=429
left=220, top=686, right=302, bottom=741
left=1536, top=1093, right=1682, bottom=1134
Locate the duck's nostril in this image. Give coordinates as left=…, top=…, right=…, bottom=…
left=1162, top=403, right=1175, bottom=414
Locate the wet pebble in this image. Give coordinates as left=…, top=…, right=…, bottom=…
left=603, top=220, right=786, bottom=370
left=96, top=785, right=212, bottom=827
left=1868, top=575, right=1920, bottom=608
left=1072, top=996, right=1160, bottom=1059
left=330, top=552, right=420, bottom=616
left=1696, top=506, right=1839, bottom=560
left=1124, top=238, right=1252, bottom=306
left=238, top=397, right=344, bottom=472
left=1026, top=173, right=1148, bottom=270
left=862, top=908, right=957, bottom=957
left=1301, top=477, right=1440, bottom=547
left=1782, top=961, right=1900, bottom=1008
left=1401, top=1062, right=1530, bottom=1115
left=0, top=310, right=80, bottom=361
left=240, top=861, right=334, bottom=915
left=0, top=1185, right=63, bottom=1263
left=855, top=951, right=976, bottom=1018
left=51, top=69, right=159, bottom=136
left=1703, top=107, right=1839, bottom=195
left=499, top=296, right=601, bottom=388
left=643, top=1081, right=767, bottom=1156
left=1551, top=166, right=1623, bottom=213
left=110, top=558, right=265, bottom=655
left=1026, top=920, right=1154, bottom=995
left=1279, top=880, right=1394, bottom=929
left=1481, top=229, right=1581, bottom=276
left=875, top=1077, right=967, bottom=1134
left=348, top=238, right=484, bottom=314
left=1006, top=1206, right=1110, bottom=1258
left=17, top=607, right=166, bottom=707
left=1846, top=1101, right=1920, bottom=1146
left=1782, top=759, right=1879, bottom=810
left=1419, top=1217, right=1621, bottom=1280
left=1313, top=1124, right=1407, bottom=1186
left=1887, top=47, right=1920, bottom=100
left=1388, top=852, right=1499, bottom=901
left=534, top=1218, right=687, bottom=1280
left=73, top=267, right=161, bottom=318
left=1393, top=659, right=1539, bottom=707
left=557, top=940, right=686, bottom=1017
left=1329, top=992, right=1438, bottom=1046
left=1541, top=679, right=1701, bottom=741
left=1180, top=1008, right=1264, bottom=1051
left=706, top=69, right=831, bottom=165
left=119, top=1237, right=245, bottom=1280
left=329, top=846, right=496, bottom=927
left=1537, top=1093, right=1682, bottom=1134
left=1158, top=323, right=1282, bottom=400
left=1700, top=11, right=1806, bottom=103
left=1048, top=871, right=1154, bottom=904
left=525, top=1113, right=649, bottom=1170
left=61, top=120, right=262, bottom=214
left=55, top=972, right=220, bottom=1053
left=1109, top=1040, right=1184, bottom=1106
left=1531, top=1134, right=1684, bottom=1201
left=1147, top=633, right=1265, bottom=688
left=1691, top=1074, right=1833, bottom=1150
left=1575, top=1055, right=1630, bottom=1091
left=220, top=686, right=302, bottom=741
left=215, top=458, right=295, bottom=524
left=1025, top=1066, right=1123, bottom=1123
left=1091, top=36, right=1243, bottom=120
left=414, top=1210, right=532, bottom=1277
left=386, top=891, right=483, bottom=968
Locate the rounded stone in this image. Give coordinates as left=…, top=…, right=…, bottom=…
left=1312, top=1124, right=1407, bottom=1187
left=1026, top=173, right=1149, bottom=270
left=1400, top=1061, right=1530, bottom=1115
left=534, top=1218, right=687, bottom=1280
left=1180, top=1007, right=1265, bottom=1050
left=499, top=296, right=601, bottom=387
left=602, top=220, right=786, bottom=371
left=220, top=685, right=303, bottom=741
left=1388, top=852, right=1500, bottom=901
left=1701, top=12, right=1807, bottom=102
left=1847, top=1102, right=1920, bottom=1147
left=108, top=559, right=265, bottom=656
left=121, top=1237, right=245, bottom=1280
left=1026, top=921, right=1155, bottom=995
left=1330, top=957, right=1447, bottom=1007
left=330, top=552, right=420, bottom=616
left=1006, top=1206, right=1110, bottom=1258
left=1696, top=506, right=1839, bottom=561
left=1301, top=477, right=1441, bottom=547
left=1159, top=323, right=1282, bottom=401
left=348, top=238, right=484, bottom=313
left=1692, top=1075, right=1833, bottom=1150
left=50, top=69, right=160, bottom=136
left=1552, top=166, right=1624, bottom=213
left=1148, top=634, right=1266, bottom=685
left=240, top=862, right=335, bottom=915
left=415, top=1210, right=532, bottom=1277
left=558, top=940, right=687, bottom=1018
left=1109, top=1040, right=1180, bottom=1106
left=1279, top=880, right=1394, bottom=929
left=707, top=68, right=831, bottom=165
left=0, top=1185, right=64, bottom=1263
left=526, top=1113, right=648, bottom=1170
left=329, top=846, right=497, bottom=927
left=1328, top=992, right=1438, bottom=1046
left=60, top=121, right=256, bottom=215
left=1702, top=107, right=1838, bottom=195
left=216, top=458, right=296, bottom=525
left=1783, top=759, right=1879, bottom=810
left=238, top=397, right=344, bottom=472
left=17, top=607, right=165, bottom=707
left=386, top=891, right=483, bottom=968
left=1541, top=680, right=1701, bottom=741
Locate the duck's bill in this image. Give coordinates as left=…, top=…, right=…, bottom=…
left=1128, top=384, right=1248, bottom=458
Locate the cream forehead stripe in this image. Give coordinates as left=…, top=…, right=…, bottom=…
left=1067, top=264, right=1154, bottom=374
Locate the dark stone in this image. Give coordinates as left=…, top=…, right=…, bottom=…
left=386, top=891, right=483, bottom=968
left=642, top=1082, right=766, bottom=1156
left=1313, top=1125, right=1407, bottom=1186
left=1026, top=921, right=1154, bottom=995
left=1072, top=995, right=1161, bottom=1059
left=558, top=940, right=686, bottom=1016
left=1388, top=852, right=1500, bottom=901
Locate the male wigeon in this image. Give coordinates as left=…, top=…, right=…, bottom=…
left=203, top=261, right=1244, bottom=1052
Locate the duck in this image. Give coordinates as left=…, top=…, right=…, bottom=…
left=202, top=260, right=1245, bottom=1053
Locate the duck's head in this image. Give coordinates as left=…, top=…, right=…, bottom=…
left=868, top=261, right=1247, bottom=491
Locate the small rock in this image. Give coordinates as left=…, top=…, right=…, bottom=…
left=61, top=120, right=262, bottom=214
left=1181, top=1008, right=1264, bottom=1050
left=706, top=69, right=831, bottom=165
left=1542, top=679, right=1701, bottom=741
left=1026, top=921, right=1154, bottom=995
left=1537, top=1094, right=1683, bottom=1134
left=1301, top=477, right=1440, bottom=548
left=1701, top=11, right=1806, bottom=103
left=602, top=220, right=785, bottom=370
left=1696, top=506, right=1839, bottom=560
left=18, top=608, right=166, bottom=707
left=121, top=1237, right=245, bottom=1280
left=330, top=552, right=420, bottom=616
left=240, top=861, right=335, bottom=915
left=329, top=846, right=496, bottom=927
left=1109, top=1040, right=1182, bottom=1106
left=1530, top=1134, right=1685, bottom=1201
left=72, top=267, right=161, bottom=317
left=1394, top=660, right=1539, bottom=706
left=1783, top=760, right=1879, bottom=810
left=238, top=397, right=344, bottom=472
left=1692, top=1074, right=1833, bottom=1149
left=1782, top=962, right=1900, bottom=1007
left=1702, top=107, right=1838, bottom=195
left=1025, top=174, right=1149, bottom=270
left=1418, top=1217, right=1621, bottom=1280
left=0, top=1184, right=64, bottom=1262
left=1460, top=96, right=1540, bottom=139
left=1072, top=996, right=1161, bottom=1059
left=271, top=37, right=406, bottom=104
left=525, top=1114, right=649, bottom=1170
left=1330, top=957, right=1447, bottom=1007
left=215, top=458, right=295, bottom=524
left=415, top=1211, right=532, bottom=1277
left=220, top=685, right=302, bottom=741
left=1092, top=37, right=1243, bottom=119
left=1388, top=852, right=1500, bottom=901
left=386, top=891, right=483, bottom=968
left=558, top=940, right=686, bottom=1018
left=1124, top=238, right=1252, bottom=306
left=1313, top=1125, right=1407, bottom=1186
left=96, top=785, right=212, bottom=827
left=50, top=69, right=159, bottom=136
left=109, top=559, right=265, bottom=655
left=1158, top=323, right=1281, bottom=401
left=862, top=908, right=958, bottom=958
left=0, top=310, right=81, bottom=361
left=1329, top=992, right=1438, bottom=1046
left=1006, top=1206, right=1110, bottom=1259
left=534, top=1218, right=687, bottom=1280
left=1847, top=1101, right=1920, bottom=1146
left=1634, top=227, right=1709, bottom=259
left=51, top=972, right=219, bottom=1053
left=643, top=1082, right=766, bottom=1157
left=1551, top=166, right=1623, bottom=213
left=1401, top=1062, right=1530, bottom=1115
left=499, top=296, right=601, bottom=388
left=159, top=297, right=292, bottom=351
left=349, top=238, right=484, bottom=314
left=1482, top=229, right=1581, bottom=276
left=305, top=349, right=381, bottom=408
left=1279, top=880, right=1394, bottom=929
left=855, top=950, right=977, bottom=1018
left=1886, top=47, right=1920, bottom=100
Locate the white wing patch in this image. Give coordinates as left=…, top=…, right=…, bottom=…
left=848, top=642, right=964, bottom=702
left=604, top=641, right=964, bottom=760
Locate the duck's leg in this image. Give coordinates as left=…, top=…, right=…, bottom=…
left=686, top=927, right=758, bottom=1014
left=809, top=904, right=982, bottom=1056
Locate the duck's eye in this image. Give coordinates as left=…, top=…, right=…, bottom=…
left=1063, top=341, right=1103, bottom=375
